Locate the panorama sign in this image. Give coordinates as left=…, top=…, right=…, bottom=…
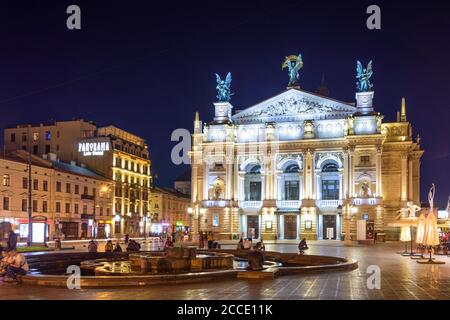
left=78, top=141, right=111, bottom=156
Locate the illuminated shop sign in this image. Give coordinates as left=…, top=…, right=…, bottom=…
left=78, top=141, right=110, bottom=156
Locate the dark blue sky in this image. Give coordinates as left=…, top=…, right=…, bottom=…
left=0, top=0, right=449, bottom=205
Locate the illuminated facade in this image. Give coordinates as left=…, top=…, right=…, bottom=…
left=0, top=150, right=112, bottom=240
left=190, top=86, right=423, bottom=241
left=78, top=126, right=152, bottom=237
left=3, top=120, right=152, bottom=237
left=150, top=187, right=191, bottom=235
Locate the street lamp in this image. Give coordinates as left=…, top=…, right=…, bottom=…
left=187, top=203, right=206, bottom=242
left=344, top=200, right=358, bottom=246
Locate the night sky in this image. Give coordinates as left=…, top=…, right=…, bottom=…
left=0, top=0, right=449, bottom=205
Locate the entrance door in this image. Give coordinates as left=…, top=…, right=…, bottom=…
left=323, top=215, right=336, bottom=240
left=284, top=215, right=297, bottom=239
left=247, top=215, right=259, bottom=239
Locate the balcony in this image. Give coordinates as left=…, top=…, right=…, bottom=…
left=352, top=197, right=382, bottom=206
left=81, top=194, right=95, bottom=201
left=317, top=199, right=342, bottom=209
left=81, top=214, right=94, bottom=220
left=238, top=201, right=263, bottom=209
left=276, top=200, right=301, bottom=209
left=202, top=200, right=232, bottom=208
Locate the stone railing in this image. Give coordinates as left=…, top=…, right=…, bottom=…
left=276, top=200, right=301, bottom=209
left=316, top=199, right=342, bottom=208
left=238, top=201, right=263, bottom=209
left=202, top=200, right=232, bottom=208
left=352, top=197, right=381, bottom=206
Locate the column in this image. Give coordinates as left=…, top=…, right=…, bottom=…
left=339, top=171, right=344, bottom=200
left=203, top=164, right=209, bottom=200
left=234, top=159, right=240, bottom=200
left=276, top=172, right=283, bottom=201
left=336, top=214, right=341, bottom=240
left=279, top=214, right=284, bottom=240
left=299, top=173, right=304, bottom=200
left=296, top=214, right=301, bottom=240
left=401, top=153, right=408, bottom=201
left=238, top=173, right=245, bottom=201
left=343, top=150, right=349, bottom=198
left=315, top=171, right=321, bottom=200
left=191, top=165, right=198, bottom=202
left=318, top=214, right=323, bottom=240
left=261, top=175, right=266, bottom=201
left=376, top=147, right=382, bottom=197
left=226, top=162, right=233, bottom=199
left=348, top=147, right=355, bottom=197
left=271, top=155, right=277, bottom=199
left=408, top=157, right=413, bottom=201
left=303, top=150, right=314, bottom=199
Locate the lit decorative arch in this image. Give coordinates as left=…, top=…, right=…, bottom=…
left=239, top=156, right=261, bottom=172
left=315, top=152, right=343, bottom=169
left=276, top=153, right=303, bottom=171
left=356, top=172, right=373, bottom=182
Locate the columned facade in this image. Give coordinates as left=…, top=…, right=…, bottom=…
left=190, top=85, right=423, bottom=242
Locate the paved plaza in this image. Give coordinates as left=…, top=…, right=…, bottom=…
left=1, top=241, right=449, bottom=300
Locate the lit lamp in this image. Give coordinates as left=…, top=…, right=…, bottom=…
left=187, top=204, right=205, bottom=242
left=344, top=201, right=358, bottom=246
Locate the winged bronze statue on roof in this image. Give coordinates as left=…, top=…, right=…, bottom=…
left=282, top=54, right=303, bottom=87
left=356, top=60, right=373, bottom=92
left=215, top=72, right=234, bottom=102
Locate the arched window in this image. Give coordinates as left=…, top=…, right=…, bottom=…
left=247, top=164, right=261, bottom=174
left=284, top=163, right=299, bottom=173
left=321, top=162, right=339, bottom=200
left=282, top=163, right=300, bottom=200
left=322, top=163, right=338, bottom=172
left=245, top=164, right=261, bottom=201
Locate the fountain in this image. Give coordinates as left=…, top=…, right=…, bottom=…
left=21, top=246, right=358, bottom=287
left=91, top=247, right=234, bottom=275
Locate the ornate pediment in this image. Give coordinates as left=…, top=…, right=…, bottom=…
left=232, top=88, right=356, bottom=124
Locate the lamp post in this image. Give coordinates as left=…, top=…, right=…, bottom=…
left=187, top=203, right=205, bottom=243
left=343, top=199, right=357, bottom=246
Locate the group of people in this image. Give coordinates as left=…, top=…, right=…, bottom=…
left=198, top=232, right=219, bottom=249
left=237, top=237, right=266, bottom=251
left=236, top=236, right=309, bottom=254
left=88, top=238, right=142, bottom=253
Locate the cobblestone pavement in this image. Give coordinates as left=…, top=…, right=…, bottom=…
left=1, top=241, right=449, bottom=300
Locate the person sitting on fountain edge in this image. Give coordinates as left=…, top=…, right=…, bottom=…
left=88, top=240, right=98, bottom=253
left=3, top=249, right=29, bottom=284
left=113, top=241, right=122, bottom=252
left=105, top=240, right=113, bottom=252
